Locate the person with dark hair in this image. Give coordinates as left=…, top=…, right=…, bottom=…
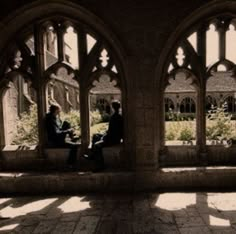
left=88, top=100, right=123, bottom=172
left=45, top=104, right=79, bottom=169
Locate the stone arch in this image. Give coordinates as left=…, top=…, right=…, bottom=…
left=0, top=0, right=128, bottom=92
left=0, top=0, right=130, bottom=162
left=155, top=0, right=236, bottom=162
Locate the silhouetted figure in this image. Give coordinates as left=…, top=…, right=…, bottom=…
left=90, top=100, right=123, bottom=172
left=45, top=104, right=79, bottom=169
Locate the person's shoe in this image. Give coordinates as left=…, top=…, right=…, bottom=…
left=83, top=154, right=90, bottom=159
left=83, top=154, right=94, bottom=160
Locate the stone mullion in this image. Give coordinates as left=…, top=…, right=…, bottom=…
left=77, top=31, right=99, bottom=153
left=34, top=24, right=46, bottom=157
left=57, top=25, right=66, bottom=62
left=77, top=28, right=87, bottom=69
left=196, top=83, right=207, bottom=154
left=219, top=26, right=226, bottom=61
left=79, top=84, right=90, bottom=151
left=197, top=25, right=207, bottom=66
left=196, top=25, right=208, bottom=164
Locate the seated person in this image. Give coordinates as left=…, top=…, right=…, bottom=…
left=88, top=100, right=123, bottom=171
left=45, top=104, right=79, bottom=169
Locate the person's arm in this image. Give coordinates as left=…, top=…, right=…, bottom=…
left=51, top=117, right=73, bottom=136
left=53, top=122, right=72, bottom=135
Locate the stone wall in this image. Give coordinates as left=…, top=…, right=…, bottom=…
left=3, top=82, right=18, bottom=145
left=0, top=0, right=230, bottom=170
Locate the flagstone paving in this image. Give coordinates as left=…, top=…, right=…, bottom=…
left=0, top=193, right=236, bottom=233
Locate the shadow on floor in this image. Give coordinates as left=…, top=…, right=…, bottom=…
left=0, top=190, right=235, bottom=233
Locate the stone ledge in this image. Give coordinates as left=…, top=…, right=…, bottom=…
left=1, top=166, right=236, bottom=194
left=0, top=145, right=123, bottom=170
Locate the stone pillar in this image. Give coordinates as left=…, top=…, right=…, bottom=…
left=218, top=24, right=227, bottom=61
left=79, top=86, right=90, bottom=151
left=57, top=25, right=66, bottom=62
left=135, top=56, right=157, bottom=170
left=197, top=26, right=207, bottom=164
left=34, top=24, right=47, bottom=157
left=120, top=56, right=137, bottom=170
left=196, top=85, right=207, bottom=165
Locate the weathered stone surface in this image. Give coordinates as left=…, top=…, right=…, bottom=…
left=32, top=220, right=57, bottom=234
left=73, top=216, right=100, bottom=234
left=0, top=193, right=235, bottom=233
left=52, top=221, right=76, bottom=234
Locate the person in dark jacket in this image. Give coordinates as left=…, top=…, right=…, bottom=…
left=45, top=104, right=78, bottom=168
left=90, top=100, right=123, bottom=171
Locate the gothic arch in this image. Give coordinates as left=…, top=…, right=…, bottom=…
left=0, top=0, right=129, bottom=159
left=155, top=0, right=236, bottom=161
left=0, top=0, right=127, bottom=93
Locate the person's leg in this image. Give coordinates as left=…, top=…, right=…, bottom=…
left=92, top=134, right=103, bottom=149
left=63, top=142, right=78, bottom=166
left=93, top=140, right=105, bottom=170
left=62, top=121, right=74, bottom=140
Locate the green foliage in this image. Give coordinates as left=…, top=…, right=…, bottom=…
left=90, top=110, right=103, bottom=126
left=165, top=120, right=195, bottom=142
left=206, top=105, right=233, bottom=141
left=12, top=105, right=104, bottom=146
left=12, top=104, right=39, bottom=145
left=165, top=131, right=176, bottom=141
left=178, top=127, right=194, bottom=141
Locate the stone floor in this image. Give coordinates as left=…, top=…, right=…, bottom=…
left=0, top=193, right=236, bottom=233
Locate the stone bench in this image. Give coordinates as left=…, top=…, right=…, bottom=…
left=103, top=144, right=122, bottom=168
left=44, top=147, right=81, bottom=166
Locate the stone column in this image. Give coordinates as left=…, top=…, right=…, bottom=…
left=218, top=24, right=227, bottom=61
left=57, top=25, right=66, bottom=62
left=196, top=26, right=207, bottom=164
left=79, top=86, right=90, bottom=151
left=34, top=24, right=46, bottom=157
left=121, top=56, right=137, bottom=170
left=135, top=56, right=157, bottom=170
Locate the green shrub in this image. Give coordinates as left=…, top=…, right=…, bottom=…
left=12, top=105, right=104, bottom=146
left=90, top=110, right=102, bottom=126
left=178, top=127, right=194, bottom=141
left=206, top=105, right=233, bottom=141
left=165, top=131, right=176, bottom=141
left=12, top=104, right=39, bottom=145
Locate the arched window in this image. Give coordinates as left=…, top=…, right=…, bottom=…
left=180, top=97, right=196, bottom=113
left=160, top=15, right=236, bottom=148
left=206, top=95, right=217, bottom=112
left=164, top=97, right=175, bottom=112
left=224, top=96, right=236, bottom=113
left=0, top=13, right=125, bottom=152
left=164, top=70, right=197, bottom=144
left=89, top=73, right=122, bottom=140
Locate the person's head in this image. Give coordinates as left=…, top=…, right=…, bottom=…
left=49, top=104, right=61, bottom=116
left=111, top=100, right=121, bottom=113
